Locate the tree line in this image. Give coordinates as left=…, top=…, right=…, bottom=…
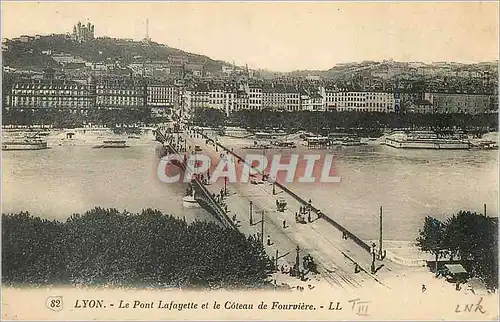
left=2, top=208, right=274, bottom=289
left=192, top=109, right=498, bottom=136
left=417, top=211, right=498, bottom=290
left=2, top=107, right=155, bottom=128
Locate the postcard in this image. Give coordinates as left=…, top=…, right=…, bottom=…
left=1, top=1, right=498, bottom=320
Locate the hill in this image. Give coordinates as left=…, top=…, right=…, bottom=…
left=2, top=34, right=228, bottom=74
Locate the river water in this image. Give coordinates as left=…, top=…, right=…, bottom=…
left=2, top=130, right=498, bottom=242
left=216, top=134, right=499, bottom=241
left=1, top=137, right=215, bottom=224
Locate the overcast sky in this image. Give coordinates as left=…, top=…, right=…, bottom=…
left=2, top=2, right=498, bottom=72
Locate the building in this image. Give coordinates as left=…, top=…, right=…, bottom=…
left=8, top=79, right=93, bottom=113
left=262, top=84, right=286, bottom=110
left=233, top=90, right=249, bottom=112
left=285, top=86, right=301, bottom=112
left=147, top=82, right=179, bottom=117
left=18, top=35, right=33, bottom=43
left=208, top=84, right=227, bottom=111
left=245, top=83, right=263, bottom=110
left=185, top=83, right=210, bottom=110
left=95, top=78, right=146, bottom=109
left=72, top=21, right=95, bottom=43
left=302, top=90, right=325, bottom=111
left=423, top=92, right=492, bottom=114
left=409, top=99, right=434, bottom=114
left=52, top=54, right=87, bottom=65
left=325, top=90, right=398, bottom=113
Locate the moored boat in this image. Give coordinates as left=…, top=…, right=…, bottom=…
left=384, top=131, right=470, bottom=150
left=469, top=140, right=498, bottom=150
left=2, top=138, right=49, bottom=151
left=93, top=140, right=129, bottom=149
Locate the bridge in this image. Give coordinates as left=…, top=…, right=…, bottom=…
left=153, top=126, right=402, bottom=290
left=154, top=129, right=236, bottom=230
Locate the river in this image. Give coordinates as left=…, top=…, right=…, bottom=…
left=216, top=134, right=498, bottom=241
left=1, top=138, right=215, bottom=224
left=2, top=130, right=498, bottom=242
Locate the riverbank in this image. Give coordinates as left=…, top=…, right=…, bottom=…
left=2, top=127, right=157, bottom=147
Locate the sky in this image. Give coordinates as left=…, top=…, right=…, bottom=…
left=1, top=1, right=499, bottom=72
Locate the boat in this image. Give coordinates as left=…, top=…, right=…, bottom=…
left=93, top=140, right=129, bottom=149
left=469, top=139, right=498, bottom=150
left=242, top=144, right=273, bottom=150
left=273, top=140, right=297, bottom=148
left=305, top=136, right=330, bottom=146
left=2, top=138, right=49, bottom=151
left=329, top=133, right=367, bottom=146
left=384, top=131, right=470, bottom=150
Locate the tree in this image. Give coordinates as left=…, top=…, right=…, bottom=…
left=2, top=208, right=274, bottom=289
left=443, top=211, right=498, bottom=289
left=416, top=216, right=446, bottom=276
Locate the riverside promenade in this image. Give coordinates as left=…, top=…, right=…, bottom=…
left=169, top=128, right=413, bottom=290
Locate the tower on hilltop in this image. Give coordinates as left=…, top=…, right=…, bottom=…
left=143, top=18, right=151, bottom=43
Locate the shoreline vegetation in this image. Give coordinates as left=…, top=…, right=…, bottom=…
left=416, top=211, right=498, bottom=290
left=194, top=109, right=498, bottom=137
left=1, top=208, right=274, bottom=289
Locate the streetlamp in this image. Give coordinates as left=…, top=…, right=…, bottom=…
left=260, top=211, right=265, bottom=246
left=370, top=242, right=376, bottom=274
left=249, top=200, right=253, bottom=225
left=224, top=176, right=228, bottom=195
left=295, top=246, right=300, bottom=278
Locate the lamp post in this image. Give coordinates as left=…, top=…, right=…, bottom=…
left=378, top=206, right=383, bottom=259
left=260, top=211, right=265, bottom=246
left=249, top=200, right=253, bottom=225
left=371, top=242, right=376, bottom=274
left=295, top=246, right=300, bottom=278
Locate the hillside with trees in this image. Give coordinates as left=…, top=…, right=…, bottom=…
left=3, top=34, right=226, bottom=73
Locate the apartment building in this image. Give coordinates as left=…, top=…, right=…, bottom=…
left=285, top=85, right=301, bottom=112
left=245, top=83, right=263, bottom=110
left=95, top=78, right=146, bottom=109
left=262, top=84, right=286, bottom=110
left=423, top=92, right=492, bottom=114
left=324, top=90, right=397, bottom=112
left=302, top=91, right=325, bottom=111
left=8, top=79, right=93, bottom=113
left=147, top=82, right=179, bottom=117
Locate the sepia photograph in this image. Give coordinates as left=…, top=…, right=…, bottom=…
left=1, top=1, right=499, bottom=320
